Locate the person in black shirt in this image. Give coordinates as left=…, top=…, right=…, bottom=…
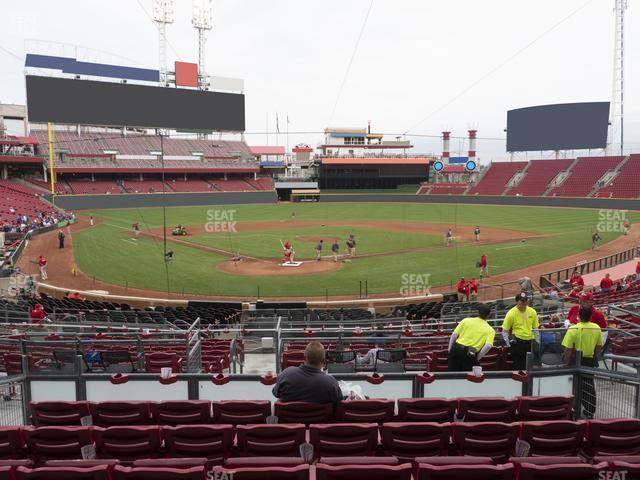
left=273, top=341, right=342, bottom=404
left=58, top=229, right=65, bottom=249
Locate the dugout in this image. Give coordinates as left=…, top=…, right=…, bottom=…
left=319, top=157, right=430, bottom=189
left=274, top=181, right=318, bottom=201
left=291, top=189, right=320, bottom=202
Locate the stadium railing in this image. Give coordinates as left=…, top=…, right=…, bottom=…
left=539, top=246, right=639, bottom=285
left=2, top=358, right=640, bottom=423
left=0, top=374, right=26, bottom=425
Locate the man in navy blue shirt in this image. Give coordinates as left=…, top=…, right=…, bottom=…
left=273, top=342, right=342, bottom=403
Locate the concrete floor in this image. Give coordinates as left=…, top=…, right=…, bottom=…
left=241, top=352, right=277, bottom=374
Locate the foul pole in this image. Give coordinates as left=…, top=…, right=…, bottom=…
left=47, top=122, right=55, bottom=207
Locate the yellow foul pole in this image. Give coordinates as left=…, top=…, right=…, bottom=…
left=47, top=122, right=55, bottom=207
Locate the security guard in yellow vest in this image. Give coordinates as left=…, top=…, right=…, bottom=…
left=562, top=305, right=602, bottom=418
left=448, top=303, right=496, bottom=372
left=501, top=292, right=539, bottom=370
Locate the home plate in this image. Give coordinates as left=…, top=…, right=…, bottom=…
left=281, top=261, right=304, bottom=267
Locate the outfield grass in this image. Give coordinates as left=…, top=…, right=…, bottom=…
left=72, top=203, right=639, bottom=297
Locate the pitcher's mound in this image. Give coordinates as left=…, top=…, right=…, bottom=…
left=217, top=258, right=343, bottom=276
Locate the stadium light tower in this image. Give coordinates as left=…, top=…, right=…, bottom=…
left=192, top=0, right=213, bottom=89
left=608, top=0, right=627, bottom=155
left=153, top=0, right=175, bottom=86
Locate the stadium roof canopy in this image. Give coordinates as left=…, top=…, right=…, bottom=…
left=321, top=157, right=430, bottom=165
left=250, top=146, right=286, bottom=155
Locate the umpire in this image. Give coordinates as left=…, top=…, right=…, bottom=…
left=501, top=292, right=539, bottom=370
left=448, top=303, right=495, bottom=372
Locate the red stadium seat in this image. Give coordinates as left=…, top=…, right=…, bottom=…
left=584, top=419, right=640, bottom=456
left=414, top=457, right=493, bottom=465
left=549, top=156, right=624, bottom=197
left=505, top=159, right=573, bottom=197
left=143, top=352, right=183, bottom=374
left=93, top=426, right=160, bottom=461
left=211, top=400, right=271, bottom=425
left=0, top=461, right=32, bottom=468
left=0, top=466, right=10, bottom=480
left=509, top=456, right=584, bottom=465
left=381, top=422, right=450, bottom=460
left=236, top=424, right=306, bottom=457
left=334, top=400, right=394, bottom=423
left=30, top=402, right=90, bottom=426
left=456, top=398, right=517, bottom=422
left=415, top=463, right=514, bottom=480
left=162, top=425, right=233, bottom=464
left=520, top=420, right=586, bottom=457
left=452, top=422, right=519, bottom=462
left=14, top=465, right=111, bottom=480
left=3, top=354, right=43, bottom=375
left=211, top=464, right=310, bottom=480
left=112, top=465, right=205, bottom=480
left=43, top=460, right=120, bottom=468
left=24, top=426, right=91, bottom=462
left=467, top=162, right=527, bottom=195
left=516, top=396, right=574, bottom=421
left=224, top=457, right=306, bottom=468
left=396, top=399, right=456, bottom=422
left=132, top=459, right=207, bottom=468
left=274, top=402, right=333, bottom=424
left=150, top=401, right=211, bottom=425
left=315, top=463, right=412, bottom=480
left=89, top=402, right=150, bottom=427
left=309, top=423, right=378, bottom=457
left=593, top=455, right=640, bottom=464
left=517, top=461, right=608, bottom=480
left=0, top=427, right=23, bottom=459
left=319, top=457, right=399, bottom=466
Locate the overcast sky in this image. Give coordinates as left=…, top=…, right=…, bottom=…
left=1, top=0, right=638, bottom=162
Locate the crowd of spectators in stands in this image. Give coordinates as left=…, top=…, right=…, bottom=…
left=1, top=210, right=75, bottom=234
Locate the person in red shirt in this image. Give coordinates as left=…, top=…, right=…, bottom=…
left=66, top=292, right=84, bottom=301
left=635, top=261, right=640, bottom=280
left=567, top=292, right=607, bottom=329
left=469, top=277, right=479, bottom=300
left=568, top=287, right=581, bottom=299
left=38, top=255, right=47, bottom=280
left=456, top=277, right=470, bottom=302
left=30, top=303, right=47, bottom=324
left=600, top=273, right=614, bottom=293
left=479, top=254, right=488, bottom=278
left=569, top=270, right=584, bottom=291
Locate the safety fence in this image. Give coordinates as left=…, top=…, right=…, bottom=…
left=0, top=375, right=26, bottom=426
left=539, top=246, right=639, bottom=285
left=0, top=361, right=637, bottom=424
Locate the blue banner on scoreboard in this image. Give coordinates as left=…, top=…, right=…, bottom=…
left=25, top=54, right=160, bottom=83
left=448, top=156, right=468, bottom=164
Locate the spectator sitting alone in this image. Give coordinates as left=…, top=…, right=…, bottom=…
left=272, top=341, right=342, bottom=404
left=30, top=303, right=47, bottom=324
left=600, top=273, right=613, bottom=293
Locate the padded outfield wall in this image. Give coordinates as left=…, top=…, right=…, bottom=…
left=52, top=191, right=278, bottom=210
left=53, top=191, right=640, bottom=211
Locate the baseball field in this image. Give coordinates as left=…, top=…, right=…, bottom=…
left=50, top=202, right=639, bottom=298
